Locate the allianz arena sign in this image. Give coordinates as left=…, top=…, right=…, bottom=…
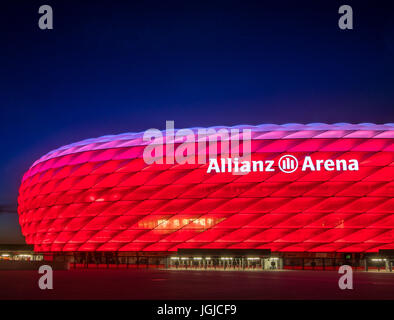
left=206, top=156, right=359, bottom=174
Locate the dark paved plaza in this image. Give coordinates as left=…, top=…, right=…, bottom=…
left=1, top=269, right=394, bottom=300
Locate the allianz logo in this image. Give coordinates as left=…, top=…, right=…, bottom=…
left=207, top=155, right=359, bottom=174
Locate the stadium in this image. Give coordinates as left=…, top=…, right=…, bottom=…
left=16, top=123, right=394, bottom=270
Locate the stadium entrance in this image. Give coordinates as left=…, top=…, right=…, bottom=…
left=165, top=249, right=283, bottom=271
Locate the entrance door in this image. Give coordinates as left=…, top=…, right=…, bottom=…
left=263, top=257, right=280, bottom=270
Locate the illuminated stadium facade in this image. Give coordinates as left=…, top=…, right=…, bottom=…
left=17, top=123, right=394, bottom=270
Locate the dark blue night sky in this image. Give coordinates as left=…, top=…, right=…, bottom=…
left=0, top=0, right=393, bottom=243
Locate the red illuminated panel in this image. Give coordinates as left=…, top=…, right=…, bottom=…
left=17, top=123, right=394, bottom=253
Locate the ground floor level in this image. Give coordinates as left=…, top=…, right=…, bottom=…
left=52, top=249, right=394, bottom=272
left=1, top=268, right=394, bottom=300
left=1, top=245, right=393, bottom=272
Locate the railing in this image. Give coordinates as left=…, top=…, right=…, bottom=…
left=70, top=263, right=165, bottom=269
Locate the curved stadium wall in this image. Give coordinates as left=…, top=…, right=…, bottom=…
left=17, top=123, right=394, bottom=253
